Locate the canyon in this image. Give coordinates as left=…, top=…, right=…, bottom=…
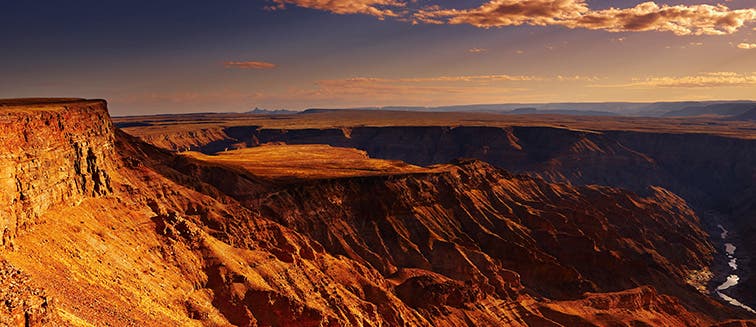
left=0, top=98, right=754, bottom=326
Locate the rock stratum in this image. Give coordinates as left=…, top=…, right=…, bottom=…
left=0, top=98, right=753, bottom=326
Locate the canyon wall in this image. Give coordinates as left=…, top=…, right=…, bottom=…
left=126, top=123, right=756, bottom=310
left=252, top=160, right=715, bottom=300
left=0, top=100, right=116, bottom=248
left=149, top=124, right=755, bottom=211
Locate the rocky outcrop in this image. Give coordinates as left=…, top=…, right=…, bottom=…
left=0, top=260, right=55, bottom=326
left=0, top=99, right=115, bottom=248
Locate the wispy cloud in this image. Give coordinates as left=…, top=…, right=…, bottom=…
left=224, top=61, right=277, bottom=69
left=468, top=47, right=488, bottom=54
left=383, top=74, right=541, bottom=82
left=414, top=1, right=756, bottom=36
left=594, top=72, right=756, bottom=88
left=269, top=73, right=598, bottom=105
left=316, top=74, right=599, bottom=84
left=269, top=0, right=404, bottom=19
left=737, top=43, right=756, bottom=49
left=297, top=76, right=529, bottom=104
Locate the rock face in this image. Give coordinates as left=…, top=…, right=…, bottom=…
left=248, top=160, right=717, bottom=306
left=0, top=99, right=115, bottom=248
left=0, top=99, right=754, bottom=325
left=130, top=123, right=756, bottom=310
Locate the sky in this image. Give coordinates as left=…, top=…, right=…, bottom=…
left=0, top=0, right=755, bottom=115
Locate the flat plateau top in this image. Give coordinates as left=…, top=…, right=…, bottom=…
left=0, top=98, right=88, bottom=105
left=184, top=144, right=442, bottom=180
left=115, top=109, right=756, bottom=140
left=0, top=98, right=105, bottom=111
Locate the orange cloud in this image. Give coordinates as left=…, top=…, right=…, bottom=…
left=595, top=72, right=756, bottom=88
left=394, top=74, right=540, bottom=82
left=316, top=74, right=598, bottom=88
left=277, top=73, right=599, bottom=103
left=269, top=0, right=755, bottom=36
left=737, top=43, right=756, bottom=49
left=415, top=0, right=586, bottom=26
left=414, top=0, right=755, bottom=35
left=305, top=74, right=598, bottom=98
left=570, top=2, right=756, bottom=35
left=224, top=61, right=277, bottom=69
left=270, top=0, right=405, bottom=19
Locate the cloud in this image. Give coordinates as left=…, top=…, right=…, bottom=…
left=224, top=61, right=277, bottom=69
left=269, top=0, right=405, bottom=19
left=569, top=2, right=756, bottom=35
left=414, top=0, right=586, bottom=27
left=316, top=74, right=600, bottom=84
left=268, top=0, right=756, bottom=36
left=294, top=75, right=530, bottom=104
left=282, top=73, right=596, bottom=103
left=468, top=47, right=488, bottom=54
left=413, top=0, right=756, bottom=35
left=737, top=43, right=756, bottom=49
left=393, top=74, right=541, bottom=82
left=595, top=72, right=756, bottom=88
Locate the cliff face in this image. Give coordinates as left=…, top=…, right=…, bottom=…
left=0, top=100, right=115, bottom=248
left=161, top=148, right=732, bottom=326
left=224, top=160, right=720, bottom=314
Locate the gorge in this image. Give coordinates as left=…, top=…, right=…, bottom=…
left=0, top=98, right=753, bottom=326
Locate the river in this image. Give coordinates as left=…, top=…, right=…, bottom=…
left=715, top=224, right=755, bottom=313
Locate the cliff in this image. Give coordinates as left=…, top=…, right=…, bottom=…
left=0, top=99, right=115, bottom=248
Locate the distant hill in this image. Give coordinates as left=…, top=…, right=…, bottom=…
left=729, top=107, right=756, bottom=121
left=507, top=108, right=618, bottom=116
left=662, top=103, right=756, bottom=117
left=302, top=101, right=756, bottom=117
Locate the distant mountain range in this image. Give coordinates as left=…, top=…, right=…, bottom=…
left=661, top=103, right=756, bottom=117
left=247, top=107, right=298, bottom=115
left=730, top=107, right=756, bottom=121
left=295, top=101, right=756, bottom=118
